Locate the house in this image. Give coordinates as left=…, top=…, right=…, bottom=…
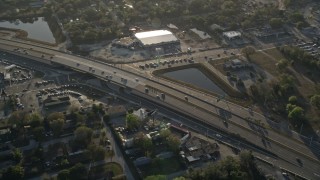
left=107, top=105, right=127, bottom=118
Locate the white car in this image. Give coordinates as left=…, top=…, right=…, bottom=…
left=215, top=134, right=222, bottom=138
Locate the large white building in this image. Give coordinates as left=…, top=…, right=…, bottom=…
left=134, top=30, right=180, bottom=48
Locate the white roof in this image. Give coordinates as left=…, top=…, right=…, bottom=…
left=223, top=31, right=241, bottom=38
left=5, top=64, right=16, bottom=70
left=134, top=30, right=178, bottom=46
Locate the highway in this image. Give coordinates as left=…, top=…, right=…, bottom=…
left=0, top=38, right=320, bottom=179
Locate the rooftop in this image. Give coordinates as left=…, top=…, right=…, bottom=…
left=223, top=31, right=242, bottom=38
left=134, top=30, right=178, bottom=46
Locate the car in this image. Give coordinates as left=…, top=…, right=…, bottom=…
left=216, top=134, right=222, bottom=138
left=144, top=126, right=149, bottom=131
left=296, top=157, right=303, bottom=165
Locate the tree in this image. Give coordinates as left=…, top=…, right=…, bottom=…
left=310, top=94, right=320, bottom=109
left=159, top=129, right=171, bottom=139
left=239, top=151, right=254, bottom=169
left=166, top=135, right=180, bottom=152
left=29, top=113, right=43, bottom=128
left=57, top=169, right=70, bottom=180
left=288, top=106, right=304, bottom=124
left=241, top=46, right=255, bottom=58
left=2, top=165, right=24, bottom=180
left=134, top=132, right=152, bottom=153
left=276, top=59, right=289, bottom=72
left=48, top=112, right=65, bottom=121
left=269, top=18, right=284, bottom=29
left=69, top=163, right=87, bottom=180
left=88, top=144, right=105, bottom=161
left=74, top=126, right=93, bottom=148
left=8, top=111, right=26, bottom=129
left=288, top=96, right=297, bottom=104
left=50, top=118, right=65, bottom=136
left=32, top=126, right=45, bottom=141
left=126, top=114, right=141, bottom=130
left=144, top=174, right=167, bottom=180
left=11, top=148, right=22, bottom=163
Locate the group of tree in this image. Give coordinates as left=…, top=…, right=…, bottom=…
left=159, top=129, right=181, bottom=153
left=186, top=151, right=265, bottom=180
left=57, top=163, right=88, bottom=180
left=279, top=46, right=320, bottom=71
left=286, top=95, right=305, bottom=126
left=73, top=126, right=93, bottom=149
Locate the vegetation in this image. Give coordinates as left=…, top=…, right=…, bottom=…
left=2, top=165, right=25, bottom=180
left=186, top=151, right=264, bottom=180
left=126, top=113, right=141, bottom=130
left=74, top=126, right=93, bottom=148
left=145, top=174, right=167, bottom=180
left=57, top=163, right=88, bottom=180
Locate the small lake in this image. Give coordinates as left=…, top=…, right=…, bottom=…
left=163, top=68, right=227, bottom=96
left=0, top=17, right=55, bottom=43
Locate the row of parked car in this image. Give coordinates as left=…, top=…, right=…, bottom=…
left=139, top=58, right=195, bottom=69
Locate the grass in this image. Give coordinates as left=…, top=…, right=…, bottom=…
left=248, top=50, right=280, bottom=77
left=141, top=156, right=182, bottom=176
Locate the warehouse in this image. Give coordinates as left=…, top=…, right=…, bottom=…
left=134, top=30, right=181, bottom=55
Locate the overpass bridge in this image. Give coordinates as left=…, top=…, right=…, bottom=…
left=0, top=38, right=320, bottom=179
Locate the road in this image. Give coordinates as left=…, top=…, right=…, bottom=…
left=0, top=38, right=320, bottom=179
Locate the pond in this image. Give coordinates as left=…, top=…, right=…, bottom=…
left=0, top=17, right=56, bottom=43
left=163, top=68, right=227, bottom=96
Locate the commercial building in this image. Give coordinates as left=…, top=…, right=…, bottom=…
left=134, top=30, right=181, bottom=54
left=134, top=30, right=179, bottom=47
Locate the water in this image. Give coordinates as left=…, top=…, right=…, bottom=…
left=0, top=17, right=55, bottom=43
left=163, top=68, right=226, bottom=96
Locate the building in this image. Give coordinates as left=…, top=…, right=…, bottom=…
left=112, top=37, right=137, bottom=49
left=134, top=30, right=181, bottom=54
left=223, top=31, right=242, bottom=40
left=134, top=30, right=179, bottom=47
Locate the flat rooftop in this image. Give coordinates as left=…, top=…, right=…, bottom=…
left=134, top=30, right=178, bottom=46
left=223, top=31, right=241, bottom=38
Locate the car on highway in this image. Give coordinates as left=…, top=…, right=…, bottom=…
left=296, top=157, right=303, bottom=166
left=216, top=134, right=222, bottom=138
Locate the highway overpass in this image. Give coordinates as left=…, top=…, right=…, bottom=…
left=0, top=38, right=320, bottom=179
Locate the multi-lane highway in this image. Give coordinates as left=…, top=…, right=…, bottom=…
left=0, top=38, right=320, bottom=179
